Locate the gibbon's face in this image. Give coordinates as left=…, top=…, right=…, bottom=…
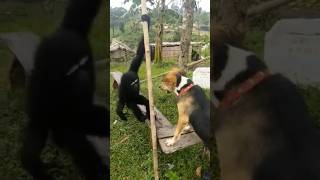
left=160, top=68, right=182, bottom=93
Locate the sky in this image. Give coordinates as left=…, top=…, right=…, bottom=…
left=110, top=0, right=210, bottom=12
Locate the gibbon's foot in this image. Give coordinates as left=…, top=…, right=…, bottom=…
left=146, top=114, right=157, bottom=121
left=119, top=115, right=128, bottom=121
left=141, top=14, right=150, bottom=23
left=202, top=169, right=213, bottom=180
left=137, top=114, right=147, bottom=122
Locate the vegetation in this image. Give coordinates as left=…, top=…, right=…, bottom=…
left=110, top=60, right=211, bottom=179
left=0, top=1, right=108, bottom=179
left=110, top=1, right=210, bottom=50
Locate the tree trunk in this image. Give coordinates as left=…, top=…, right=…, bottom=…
left=179, top=0, right=194, bottom=68
left=214, top=0, right=291, bottom=46
left=154, top=0, right=165, bottom=63
left=247, top=0, right=291, bottom=16
left=214, top=0, right=250, bottom=46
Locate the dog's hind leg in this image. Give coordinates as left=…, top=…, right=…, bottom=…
left=21, top=120, right=52, bottom=180
left=127, top=102, right=146, bottom=122
left=189, top=109, right=211, bottom=148
left=116, top=100, right=127, bottom=121
left=136, top=95, right=150, bottom=120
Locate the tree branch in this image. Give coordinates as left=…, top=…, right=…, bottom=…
left=247, top=0, right=292, bottom=16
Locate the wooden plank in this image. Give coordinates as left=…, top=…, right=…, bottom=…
left=111, top=71, right=202, bottom=153
left=159, top=132, right=202, bottom=154
left=157, top=125, right=195, bottom=139
left=138, top=105, right=195, bottom=138
left=138, top=105, right=172, bottom=128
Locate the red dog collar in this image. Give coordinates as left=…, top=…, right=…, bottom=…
left=218, top=71, right=269, bottom=109
left=178, top=83, right=194, bottom=96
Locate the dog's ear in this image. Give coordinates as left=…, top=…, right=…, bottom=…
left=170, top=67, right=186, bottom=76
left=179, top=68, right=187, bottom=76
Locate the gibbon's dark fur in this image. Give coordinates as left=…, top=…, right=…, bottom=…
left=21, top=0, right=109, bottom=179
left=116, top=15, right=151, bottom=122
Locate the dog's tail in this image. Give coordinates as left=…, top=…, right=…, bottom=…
left=128, top=15, right=151, bottom=73
left=60, top=0, right=101, bottom=37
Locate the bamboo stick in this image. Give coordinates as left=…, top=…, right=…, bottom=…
left=140, top=57, right=209, bottom=83
left=140, top=0, right=159, bottom=179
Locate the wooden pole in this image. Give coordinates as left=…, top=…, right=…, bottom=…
left=139, top=57, right=209, bottom=83
left=140, top=0, right=159, bottom=179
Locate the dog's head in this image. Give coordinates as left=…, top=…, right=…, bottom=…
left=212, top=27, right=268, bottom=93
left=160, top=67, right=184, bottom=93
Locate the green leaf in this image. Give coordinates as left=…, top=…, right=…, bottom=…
left=132, top=0, right=141, bottom=5
left=165, top=171, right=180, bottom=180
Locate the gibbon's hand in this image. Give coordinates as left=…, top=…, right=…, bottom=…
left=141, top=14, right=151, bottom=30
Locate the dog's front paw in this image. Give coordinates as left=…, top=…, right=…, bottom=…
left=183, top=124, right=191, bottom=132
left=165, top=138, right=176, bottom=146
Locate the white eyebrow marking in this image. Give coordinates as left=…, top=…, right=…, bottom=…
left=130, top=79, right=139, bottom=86
left=66, top=56, right=89, bottom=76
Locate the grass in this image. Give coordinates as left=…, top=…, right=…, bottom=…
left=0, top=1, right=108, bottom=179
left=110, top=60, right=211, bottom=179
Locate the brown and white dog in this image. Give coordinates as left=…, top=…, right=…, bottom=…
left=211, top=27, right=320, bottom=180
left=160, top=68, right=210, bottom=146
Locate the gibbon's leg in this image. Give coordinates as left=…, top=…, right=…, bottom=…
left=21, top=120, right=52, bottom=180
left=65, top=132, right=107, bottom=180
left=86, top=105, right=110, bottom=136
left=116, top=100, right=127, bottom=121
left=136, top=95, right=150, bottom=120
left=127, top=102, right=146, bottom=122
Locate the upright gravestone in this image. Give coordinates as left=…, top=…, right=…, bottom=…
left=192, top=67, right=210, bottom=89
left=264, top=19, right=320, bottom=85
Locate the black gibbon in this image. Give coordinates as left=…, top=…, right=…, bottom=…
left=116, top=15, right=152, bottom=122
left=21, top=0, right=109, bottom=179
